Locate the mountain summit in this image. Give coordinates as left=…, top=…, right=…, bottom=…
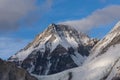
left=9, top=24, right=98, bottom=75
left=33, top=21, right=120, bottom=80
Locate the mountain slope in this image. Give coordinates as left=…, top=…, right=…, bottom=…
left=9, top=24, right=97, bottom=75
left=0, top=58, right=37, bottom=80
left=31, top=21, right=120, bottom=80
left=34, top=44, right=120, bottom=80
left=85, top=21, right=120, bottom=63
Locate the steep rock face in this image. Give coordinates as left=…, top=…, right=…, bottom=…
left=9, top=24, right=98, bottom=75
left=0, top=59, right=37, bottom=80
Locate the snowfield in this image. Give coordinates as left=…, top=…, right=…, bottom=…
left=33, top=44, right=120, bottom=80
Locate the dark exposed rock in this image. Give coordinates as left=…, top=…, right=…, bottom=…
left=78, top=44, right=89, bottom=56
left=68, top=72, right=73, bottom=80
left=22, top=44, right=78, bottom=75
left=0, top=59, right=37, bottom=80
left=112, top=77, right=120, bottom=80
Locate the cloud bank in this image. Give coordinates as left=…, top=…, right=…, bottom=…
left=0, top=0, right=53, bottom=32
left=60, top=5, right=120, bottom=32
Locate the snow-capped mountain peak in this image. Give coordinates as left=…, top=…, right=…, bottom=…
left=9, top=23, right=98, bottom=75
left=31, top=21, right=120, bottom=80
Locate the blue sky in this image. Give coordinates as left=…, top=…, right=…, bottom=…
left=0, top=0, right=120, bottom=59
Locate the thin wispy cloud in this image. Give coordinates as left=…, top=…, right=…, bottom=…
left=0, top=37, right=30, bottom=59
left=0, top=0, right=53, bottom=59
left=24, top=0, right=53, bottom=25
left=0, top=0, right=53, bottom=32
left=60, top=5, right=120, bottom=32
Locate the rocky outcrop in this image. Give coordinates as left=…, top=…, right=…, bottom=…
left=0, top=59, right=37, bottom=80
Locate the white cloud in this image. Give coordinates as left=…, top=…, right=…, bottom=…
left=0, top=0, right=53, bottom=59
left=0, top=37, right=31, bottom=60
left=0, top=0, right=53, bottom=32
left=59, top=5, right=120, bottom=32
